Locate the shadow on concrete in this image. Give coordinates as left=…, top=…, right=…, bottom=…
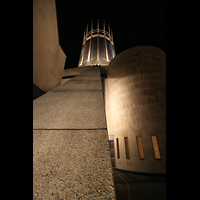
left=33, top=84, right=45, bottom=100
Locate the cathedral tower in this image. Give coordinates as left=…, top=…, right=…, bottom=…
left=78, top=20, right=116, bottom=67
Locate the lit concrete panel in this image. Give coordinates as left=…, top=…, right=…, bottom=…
left=33, top=129, right=115, bottom=199
left=33, top=68, right=106, bottom=129
left=33, top=67, right=116, bottom=199
left=106, top=46, right=166, bottom=174
left=33, top=0, right=66, bottom=92
left=53, top=80, right=102, bottom=91
left=33, top=90, right=106, bottom=129
left=70, top=74, right=101, bottom=81
left=62, top=67, right=89, bottom=77
left=70, top=68, right=102, bottom=81
left=62, top=66, right=108, bottom=78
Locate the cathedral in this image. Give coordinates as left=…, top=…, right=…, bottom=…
left=33, top=0, right=166, bottom=199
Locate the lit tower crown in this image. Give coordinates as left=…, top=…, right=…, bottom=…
left=78, top=20, right=116, bottom=67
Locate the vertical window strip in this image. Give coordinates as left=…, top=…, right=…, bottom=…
left=151, top=135, right=161, bottom=159
left=124, top=137, right=130, bottom=159
left=136, top=137, right=145, bottom=159
left=116, top=138, right=120, bottom=158
left=136, top=136, right=145, bottom=159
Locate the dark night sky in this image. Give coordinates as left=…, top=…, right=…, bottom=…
left=55, top=0, right=166, bottom=69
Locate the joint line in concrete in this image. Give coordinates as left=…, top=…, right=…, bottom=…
left=52, top=90, right=103, bottom=91
left=33, top=128, right=107, bottom=130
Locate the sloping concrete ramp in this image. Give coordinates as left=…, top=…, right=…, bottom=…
left=33, top=67, right=116, bottom=199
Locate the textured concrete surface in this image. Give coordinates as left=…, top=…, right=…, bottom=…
left=62, top=67, right=89, bottom=77
left=106, top=46, right=166, bottom=174
left=33, top=0, right=66, bottom=92
left=53, top=80, right=102, bottom=91
left=71, top=70, right=101, bottom=81
left=33, top=67, right=106, bottom=129
left=33, top=67, right=116, bottom=199
left=62, top=66, right=108, bottom=78
left=33, top=130, right=115, bottom=199
left=33, top=90, right=106, bottom=129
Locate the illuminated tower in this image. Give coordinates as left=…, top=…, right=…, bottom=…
left=78, top=20, right=116, bottom=67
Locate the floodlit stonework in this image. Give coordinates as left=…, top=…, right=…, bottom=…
left=33, top=3, right=166, bottom=196
left=33, top=0, right=66, bottom=93
left=105, top=46, right=166, bottom=174
left=33, top=67, right=116, bottom=199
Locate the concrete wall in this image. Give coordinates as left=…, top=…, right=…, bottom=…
left=62, top=66, right=108, bottom=78
left=105, top=46, right=166, bottom=174
left=62, top=67, right=89, bottom=78
left=33, top=67, right=116, bottom=199
left=33, top=0, right=66, bottom=92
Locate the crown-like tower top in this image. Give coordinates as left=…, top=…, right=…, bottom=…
left=78, top=20, right=116, bottom=67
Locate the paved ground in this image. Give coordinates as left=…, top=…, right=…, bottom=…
left=113, top=168, right=166, bottom=200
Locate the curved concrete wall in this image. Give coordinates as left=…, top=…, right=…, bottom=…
left=105, top=46, right=166, bottom=174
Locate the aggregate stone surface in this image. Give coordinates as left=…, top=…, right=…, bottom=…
left=53, top=80, right=102, bottom=91
left=33, top=90, right=106, bottom=129
left=70, top=67, right=102, bottom=81
left=33, top=129, right=116, bottom=199
left=33, top=67, right=116, bottom=199
left=33, top=67, right=106, bottom=129
left=71, top=74, right=101, bottom=81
